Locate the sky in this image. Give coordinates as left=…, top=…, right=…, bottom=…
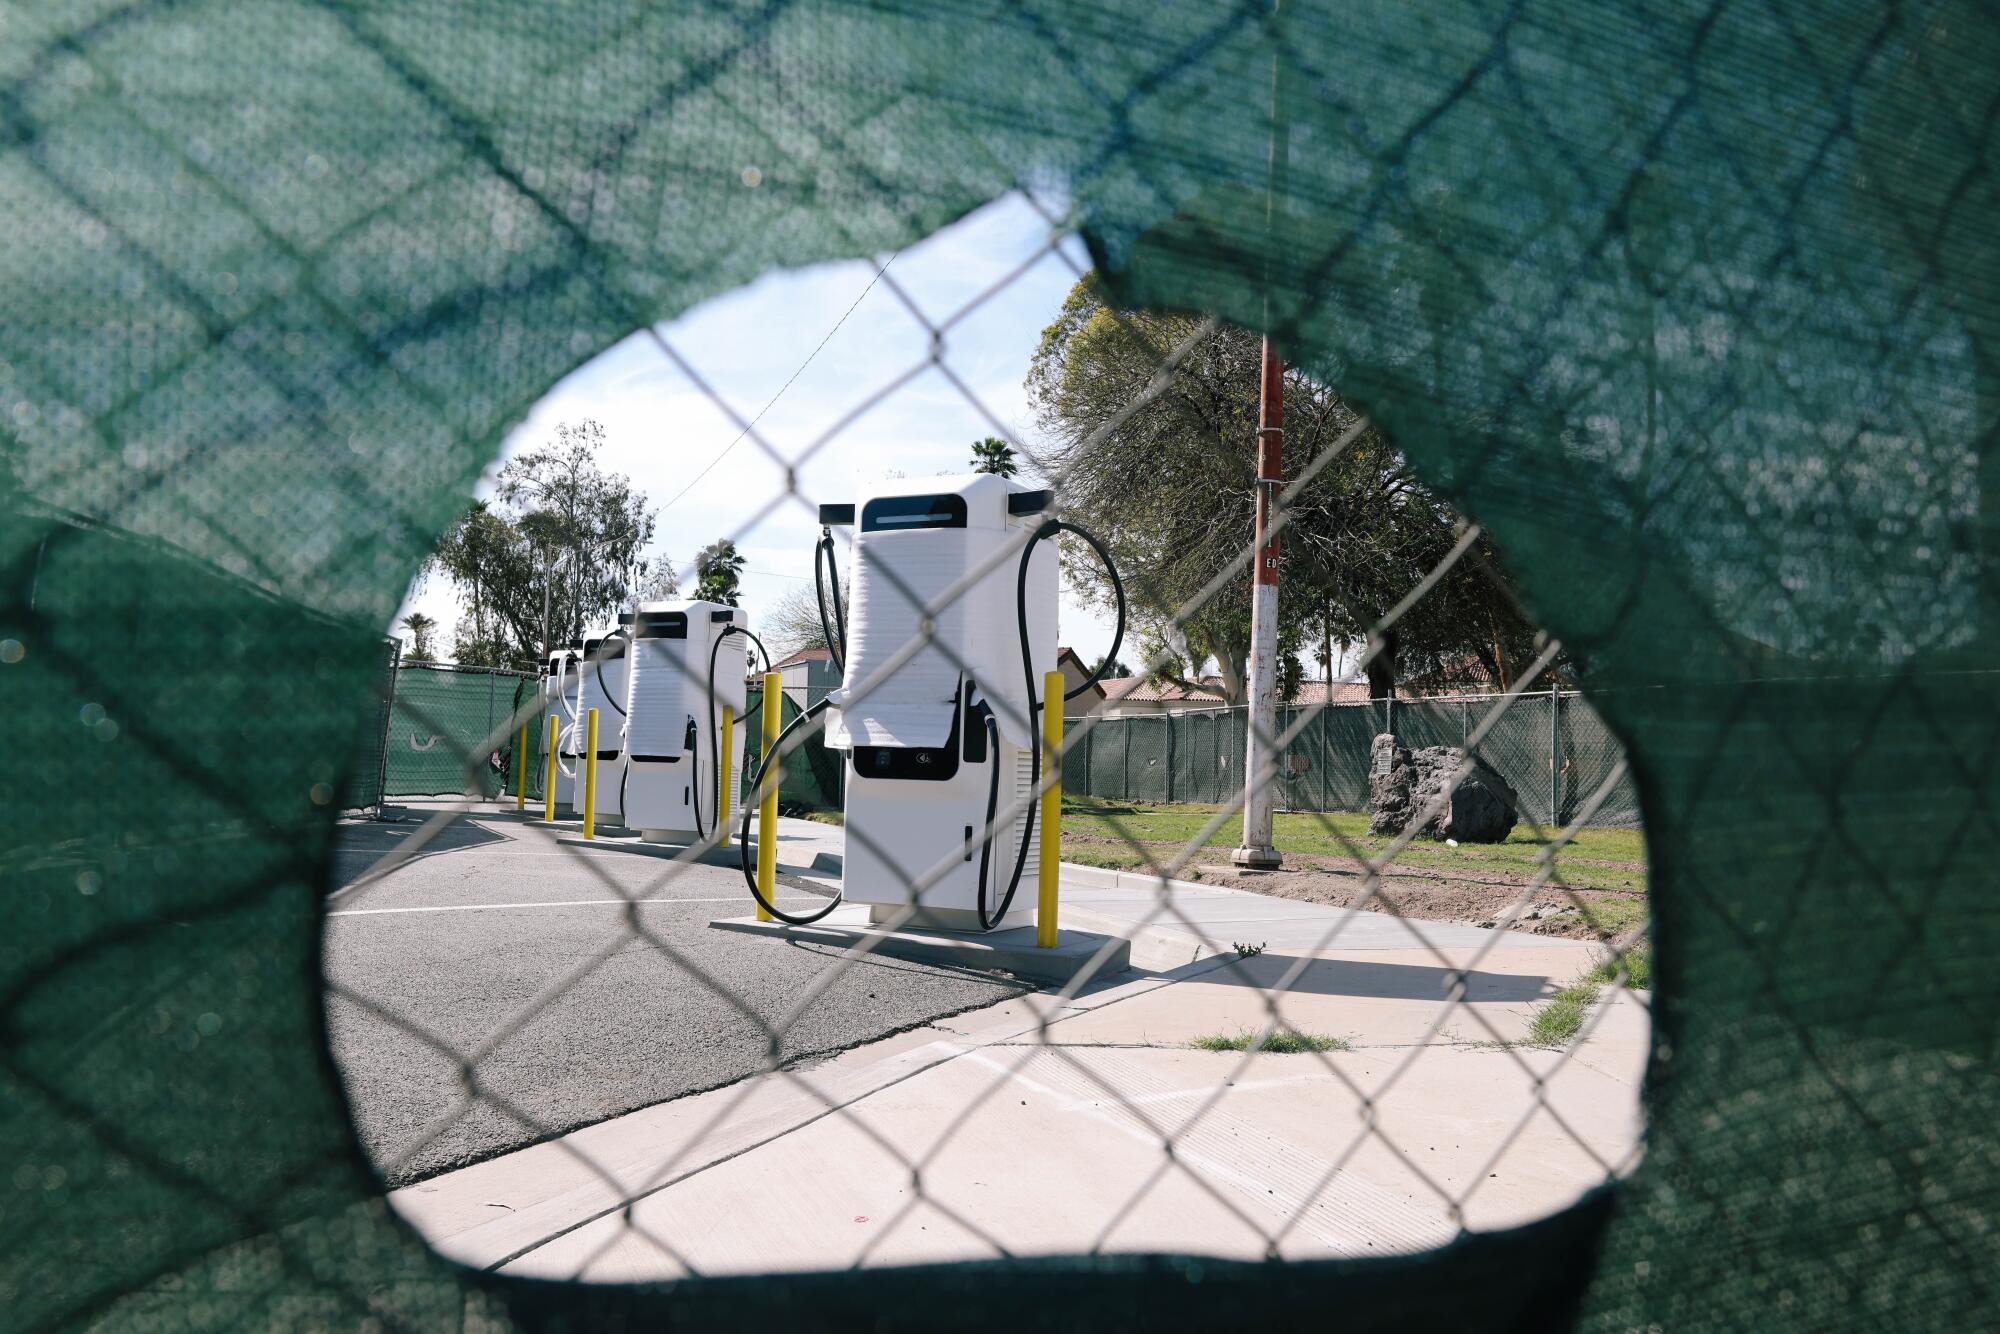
left=394, top=193, right=1129, bottom=665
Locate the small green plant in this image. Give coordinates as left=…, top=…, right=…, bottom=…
left=1525, top=980, right=1599, bottom=1047
left=1192, top=1029, right=1351, bottom=1054
left=1232, top=941, right=1265, bottom=959
left=1524, top=945, right=1650, bottom=1047
left=1584, top=946, right=1651, bottom=989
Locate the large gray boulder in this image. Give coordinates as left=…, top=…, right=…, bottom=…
left=1367, top=733, right=1417, bottom=835
left=1366, top=734, right=1520, bottom=843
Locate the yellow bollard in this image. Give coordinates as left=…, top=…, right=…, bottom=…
left=515, top=721, right=529, bottom=810
left=1037, top=670, right=1064, bottom=948
left=755, top=672, right=781, bottom=922
left=543, top=715, right=559, bottom=822
left=583, top=708, right=600, bottom=839
left=719, top=704, right=735, bottom=849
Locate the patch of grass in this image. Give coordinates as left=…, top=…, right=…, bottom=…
left=1232, top=941, right=1265, bottom=959
left=1576, top=896, right=1650, bottom=938
left=1059, top=797, right=1648, bottom=894
left=1192, top=1029, right=1352, bottom=1054
left=1523, top=944, right=1649, bottom=1047
left=796, top=809, right=844, bottom=826
left=1585, top=945, right=1651, bottom=990
left=1048, top=839, right=1205, bottom=880
left=1525, top=981, right=1600, bottom=1047
left=1056, top=842, right=1147, bottom=871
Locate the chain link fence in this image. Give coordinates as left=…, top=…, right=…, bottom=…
left=306, top=188, right=1658, bottom=1302
left=340, top=638, right=399, bottom=812
left=378, top=662, right=537, bottom=799
left=1064, top=688, right=1639, bottom=827
left=9, top=4, right=1994, bottom=1330
left=740, top=680, right=846, bottom=814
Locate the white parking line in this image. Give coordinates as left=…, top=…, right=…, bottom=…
left=328, top=896, right=820, bottom=918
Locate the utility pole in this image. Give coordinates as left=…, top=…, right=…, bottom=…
left=1233, top=335, right=1286, bottom=869
left=1234, top=1, right=1288, bottom=871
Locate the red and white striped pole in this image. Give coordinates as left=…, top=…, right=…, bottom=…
left=1233, top=335, right=1285, bottom=869
left=1235, top=1, right=1288, bottom=870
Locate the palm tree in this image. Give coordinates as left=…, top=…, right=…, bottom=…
left=399, top=612, right=439, bottom=662
left=970, top=436, right=1019, bottom=477
left=694, top=539, right=746, bottom=606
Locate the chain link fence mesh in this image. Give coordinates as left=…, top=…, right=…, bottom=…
left=6, top=2, right=1997, bottom=1331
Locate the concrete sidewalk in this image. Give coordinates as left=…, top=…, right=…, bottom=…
left=391, top=833, right=1646, bottom=1280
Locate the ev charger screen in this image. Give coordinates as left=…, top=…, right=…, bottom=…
left=861, top=494, right=967, bottom=532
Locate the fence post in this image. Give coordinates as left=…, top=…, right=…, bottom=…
left=719, top=704, right=734, bottom=848
left=755, top=672, right=780, bottom=923
left=1120, top=718, right=1130, bottom=801
left=1549, top=684, right=1562, bottom=826
left=1165, top=710, right=1176, bottom=803
left=1320, top=702, right=1331, bottom=812
left=1038, top=670, right=1064, bottom=948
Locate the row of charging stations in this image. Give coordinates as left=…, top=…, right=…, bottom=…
left=536, top=600, right=749, bottom=844
left=525, top=472, right=1120, bottom=943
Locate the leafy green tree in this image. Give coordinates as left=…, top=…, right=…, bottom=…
left=399, top=612, right=439, bottom=662
left=449, top=623, right=526, bottom=670
left=1028, top=273, right=1537, bottom=701
left=430, top=420, right=657, bottom=661
left=694, top=539, right=745, bottom=606
left=970, top=436, right=1019, bottom=477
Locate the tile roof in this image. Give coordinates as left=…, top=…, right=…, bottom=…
left=773, top=646, right=834, bottom=670
left=1096, top=675, right=1229, bottom=704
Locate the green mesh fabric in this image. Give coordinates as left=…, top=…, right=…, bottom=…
left=742, top=684, right=846, bottom=814
left=378, top=662, right=532, bottom=798
left=3, top=2, right=1996, bottom=1330
left=1063, top=694, right=1641, bottom=826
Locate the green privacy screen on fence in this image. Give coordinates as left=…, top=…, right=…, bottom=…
left=1064, top=691, right=1641, bottom=828
left=377, top=662, right=534, bottom=798
left=2, top=2, right=1997, bottom=1331
left=741, top=684, right=847, bottom=814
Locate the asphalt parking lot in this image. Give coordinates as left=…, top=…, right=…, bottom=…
left=323, top=806, right=1026, bottom=1186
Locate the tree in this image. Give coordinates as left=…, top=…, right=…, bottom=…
left=1089, top=653, right=1134, bottom=680
left=449, top=618, right=524, bottom=670
left=636, top=559, right=680, bottom=603
left=764, top=583, right=843, bottom=659
left=399, top=612, right=439, bottom=663
left=694, top=539, right=745, bottom=606
left=1028, top=273, right=1538, bottom=703
left=429, top=420, right=657, bottom=663
left=970, top=436, right=1019, bottom=477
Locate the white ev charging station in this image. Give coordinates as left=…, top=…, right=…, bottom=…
left=624, top=600, right=749, bottom=843
left=577, top=629, right=630, bottom=825
left=544, top=643, right=581, bottom=811
left=828, top=475, right=1058, bottom=929
left=734, top=472, right=1123, bottom=938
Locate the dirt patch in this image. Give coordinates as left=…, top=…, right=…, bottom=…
left=1068, top=836, right=1645, bottom=941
